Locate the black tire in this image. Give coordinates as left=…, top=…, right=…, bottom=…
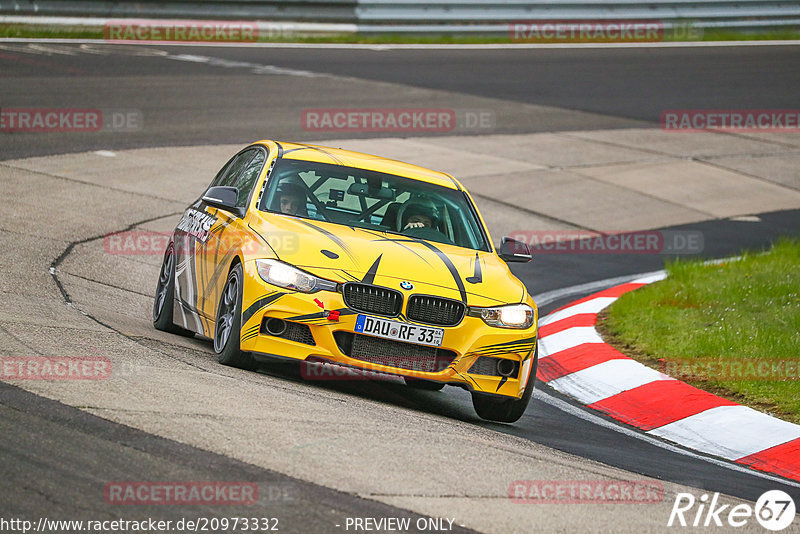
left=471, top=341, right=538, bottom=423
left=404, top=377, right=446, bottom=391
left=214, top=263, right=255, bottom=370
left=153, top=244, right=194, bottom=337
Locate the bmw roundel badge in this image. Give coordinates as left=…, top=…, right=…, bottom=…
left=400, top=281, right=414, bottom=290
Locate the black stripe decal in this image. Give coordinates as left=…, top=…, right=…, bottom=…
left=308, top=145, right=346, bottom=165
left=410, top=239, right=468, bottom=304
left=361, top=255, right=382, bottom=284
left=282, top=147, right=313, bottom=154
left=248, top=224, right=279, bottom=259
left=242, top=331, right=260, bottom=343
left=496, top=376, right=508, bottom=392
left=477, top=336, right=538, bottom=351
left=294, top=219, right=357, bottom=264
left=466, top=253, right=482, bottom=284
left=288, top=311, right=325, bottom=321
left=471, top=350, right=531, bottom=358
left=361, top=230, right=432, bottom=265
left=361, top=235, right=474, bottom=303
left=289, top=308, right=357, bottom=322
left=242, top=292, right=284, bottom=325
left=459, top=371, right=481, bottom=390
left=522, top=342, right=537, bottom=362
left=339, top=270, right=360, bottom=281
left=472, top=342, right=536, bottom=353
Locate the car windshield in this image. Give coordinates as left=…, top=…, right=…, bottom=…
left=259, top=159, right=490, bottom=251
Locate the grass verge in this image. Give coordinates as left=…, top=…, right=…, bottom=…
left=599, top=238, right=800, bottom=423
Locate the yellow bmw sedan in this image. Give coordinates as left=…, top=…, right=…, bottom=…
left=153, top=140, right=538, bottom=422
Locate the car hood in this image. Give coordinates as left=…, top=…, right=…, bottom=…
left=247, top=213, right=526, bottom=306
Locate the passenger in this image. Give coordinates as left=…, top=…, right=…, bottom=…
left=276, top=181, right=306, bottom=216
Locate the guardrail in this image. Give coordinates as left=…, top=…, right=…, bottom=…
left=0, top=1, right=358, bottom=22
left=358, top=0, right=800, bottom=23
left=2, top=0, right=799, bottom=31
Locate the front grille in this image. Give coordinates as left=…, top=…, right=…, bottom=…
left=261, top=319, right=315, bottom=345
left=406, top=295, right=465, bottom=326
left=342, top=283, right=402, bottom=317
left=334, top=332, right=455, bottom=373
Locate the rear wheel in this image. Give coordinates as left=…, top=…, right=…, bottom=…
left=471, top=341, right=538, bottom=423
left=153, top=244, right=194, bottom=336
left=214, top=263, right=255, bottom=370
left=404, top=377, right=445, bottom=391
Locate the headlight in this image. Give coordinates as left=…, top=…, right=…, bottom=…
left=468, top=303, right=535, bottom=329
left=255, top=259, right=337, bottom=293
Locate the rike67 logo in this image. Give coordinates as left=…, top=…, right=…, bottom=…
left=668, top=490, right=796, bottom=531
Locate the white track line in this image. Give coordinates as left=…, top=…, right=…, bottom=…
left=533, top=270, right=666, bottom=308
left=533, top=388, right=800, bottom=490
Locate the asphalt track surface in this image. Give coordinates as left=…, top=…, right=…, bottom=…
left=2, top=41, right=800, bottom=531
left=1, top=383, right=473, bottom=533
left=2, top=42, right=800, bottom=158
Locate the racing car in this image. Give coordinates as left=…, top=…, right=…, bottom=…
left=153, top=140, right=538, bottom=422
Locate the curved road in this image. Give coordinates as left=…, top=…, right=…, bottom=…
left=1, top=41, right=799, bottom=532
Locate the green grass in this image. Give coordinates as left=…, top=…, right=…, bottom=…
left=599, top=238, right=800, bottom=423
left=2, top=23, right=800, bottom=43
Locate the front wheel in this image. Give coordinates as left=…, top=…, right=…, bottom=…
left=471, top=341, right=538, bottom=423
left=214, top=263, right=255, bottom=370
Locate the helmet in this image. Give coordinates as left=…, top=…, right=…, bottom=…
left=401, top=199, right=440, bottom=228
left=277, top=178, right=305, bottom=199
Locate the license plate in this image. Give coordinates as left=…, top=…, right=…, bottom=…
left=354, top=315, right=444, bottom=347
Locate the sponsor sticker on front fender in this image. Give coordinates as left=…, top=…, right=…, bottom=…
left=355, top=315, right=443, bottom=347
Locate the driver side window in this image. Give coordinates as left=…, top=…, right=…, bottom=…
left=233, top=149, right=266, bottom=208
left=210, top=149, right=256, bottom=189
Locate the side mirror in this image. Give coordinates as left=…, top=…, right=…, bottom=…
left=202, top=186, right=240, bottom=215
left=499, top=237, right=532, bottom=263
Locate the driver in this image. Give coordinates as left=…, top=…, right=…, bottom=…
left=276, top=180, right=306, bottom=216
left=401, top=200, right=439, bottom=231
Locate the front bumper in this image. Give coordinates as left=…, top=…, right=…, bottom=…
left=238, top=264, right=538, bottom=399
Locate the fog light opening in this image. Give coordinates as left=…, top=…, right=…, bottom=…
left=496, top=359, right=516, bottom=377
left=264, top=317, right=287, bottom=336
